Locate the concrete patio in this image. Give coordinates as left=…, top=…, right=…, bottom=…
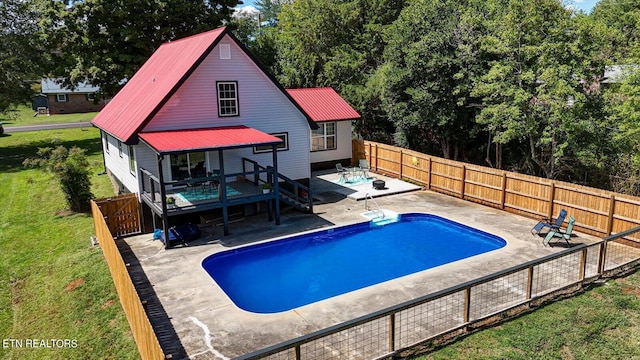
left=120, top=171, right=602, bottom=359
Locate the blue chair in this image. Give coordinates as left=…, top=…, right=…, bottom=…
left=543, top=216, right=575, bottom=246
left=531, top=209, right=567, bottom=236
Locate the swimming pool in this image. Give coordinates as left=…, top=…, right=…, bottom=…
left=202, top=213, right=506, bottom=313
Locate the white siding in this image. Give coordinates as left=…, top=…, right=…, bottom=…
left=144, top=34, right=311, bottom=180
left=310, top=120, right=353, bottom=165
left=103, top=134, right=140, bottom=193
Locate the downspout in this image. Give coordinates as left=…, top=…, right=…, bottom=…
left=100, top=130, right=108, bottom=175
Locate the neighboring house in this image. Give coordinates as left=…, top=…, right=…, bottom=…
left=91, top=26, right=360, bottom=245
left=41, top=78, right=106, bottom=114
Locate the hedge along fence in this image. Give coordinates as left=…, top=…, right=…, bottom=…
left=355, top=140, right=640, bottom=242
left=91, top=198, right=165, bottom=360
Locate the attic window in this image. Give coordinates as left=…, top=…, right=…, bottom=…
left=217, top=81, right=238, bottom=117
left=220, top=44, right=231, bottom=59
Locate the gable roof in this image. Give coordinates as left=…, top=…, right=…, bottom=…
left=92, top=27, right=318, bottom=143
left=92, top=27, right=227, bottom=143
left=41, top=78, right=100, bottom=94
left=286, top=88, right=360, bottom=122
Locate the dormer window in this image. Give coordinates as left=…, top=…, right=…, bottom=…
left=217, top=81, right=238, bottom=117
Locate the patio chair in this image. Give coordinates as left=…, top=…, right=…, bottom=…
left=336, top=163, right=349, bottom=182
left=543, top=216, right=575, bottom=247
left=531, top=209, right=567, bottom=236
left=359, top=159, right=371, bottom=178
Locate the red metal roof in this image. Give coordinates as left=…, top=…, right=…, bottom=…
left=286, top=88, right=360, bottom=122
left=138, top=126, right=283, bottom=154
left=92, top=27, right=227, bottom=142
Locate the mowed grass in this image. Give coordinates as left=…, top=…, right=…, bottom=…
left=410, top=272, right=640, bottom=360
left=1, top=104, right=97, bottom=127
left=0, top=128, right=138, bottom=359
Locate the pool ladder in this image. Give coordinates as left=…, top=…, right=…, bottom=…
left=364, top=193, right=385, bottom=219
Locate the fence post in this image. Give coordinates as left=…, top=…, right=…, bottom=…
left=526, top=267, right=534, bottom=300
left=374, top=144, right=378, bottom=172
left=579, top=248, right=587, bottom=281
left=547, top=182, right=556, bottom=220
left=598, top=241, right=608, bottom=275
left=606, top=194, right=616, bottom=236
left=389, top=313, right=396, bottom=353
left=460, top=165, right=466, bottom=199
left=427, top=157, right=432, bottom=190
left=464, top=287, right=471, bottom=323
left=399, top=149, right=403, bottom=179
left=500, top=172, right=507, bottom=210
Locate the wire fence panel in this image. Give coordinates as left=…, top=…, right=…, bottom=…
left=300, top=317, right=389, bottom=360
left=604, top=240, right=640, bottom=272
left=585, top=245, right=602, bottom=278
left=260, top=349, right=297, bottom=360
left=395, top=291, right=466, bottom=349
left=531, top=252, right=581, bottom=296
left=469, top=269, right=529, bottom=320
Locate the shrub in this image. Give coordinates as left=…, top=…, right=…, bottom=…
left=23, top=145, right=94, bottom=212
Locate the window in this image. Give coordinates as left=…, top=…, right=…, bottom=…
left=56, top=94, right=68, bottom=102
left=170, top=152, right=206, bottom=181
left=254, top=133, right=289, bottom=153
left=217, top=81, right=238, bottom=116
left=118, top=140, right=123, bottom=158
left=103, top=132, right=109, bottom=154
left=311, top=122, right=337, bottom=151
left=86, top=93, right=95, bottom=101
left=128, top=146, right=136, bottom=175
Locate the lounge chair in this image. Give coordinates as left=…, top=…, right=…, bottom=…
left=336, top=163, right=349, bottom=182
left=531, top=209, right=567, bottom=236
left=359, top=159, right=370, bottom=178
left=543, top=216, right=575, bottom=246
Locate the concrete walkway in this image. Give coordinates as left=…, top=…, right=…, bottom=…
left=122, top=173, right=601, bottom=359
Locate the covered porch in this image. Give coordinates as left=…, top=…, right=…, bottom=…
left=137, top=126, right=286, bottom=248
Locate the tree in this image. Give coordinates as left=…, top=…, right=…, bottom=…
left=379, top=0, right=486, bottom=159
left=46, top=0, right=240, bottom=97
left=471, top=0, right=598, bottom=178
left=0, top=0, right=43, bottom=112
left=276, top=0, right=405, bottom=141
left=23, top=145, right=94, bottom=213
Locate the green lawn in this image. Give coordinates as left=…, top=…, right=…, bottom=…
left=1, top=104, right=97, bottom=127
left=0, top=128, right=137, bottom=359
left=409, top=273, right=640, bottom=360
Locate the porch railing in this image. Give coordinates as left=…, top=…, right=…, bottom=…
left=242, top=158, right=313, bottom=213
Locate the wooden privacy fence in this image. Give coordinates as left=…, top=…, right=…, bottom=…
left=91, top=198, right=165, bottom=360
left=354, top=140, right=640, bottom=241
left=94, top=193, right=142, bottom=238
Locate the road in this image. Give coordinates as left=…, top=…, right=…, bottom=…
left=3, top=122, right=93, bottom=133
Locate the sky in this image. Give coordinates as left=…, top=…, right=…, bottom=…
left=238, top=0, right=600, bottom=14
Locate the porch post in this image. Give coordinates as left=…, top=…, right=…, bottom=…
left=157, top=154, right=171, bottom=249
left=272, top=144, right=280, bottom=225
left=219, top=150, right=230, bottom=235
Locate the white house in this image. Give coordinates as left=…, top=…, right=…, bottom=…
left=91, top=26, right=360, bottom=245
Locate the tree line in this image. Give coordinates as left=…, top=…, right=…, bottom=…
left=2, top=0, right=640, bottom=194
left=236, top=0, right=640, bottom=195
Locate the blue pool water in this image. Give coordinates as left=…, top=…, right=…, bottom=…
left=202, top=213, right=506, bottom=313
